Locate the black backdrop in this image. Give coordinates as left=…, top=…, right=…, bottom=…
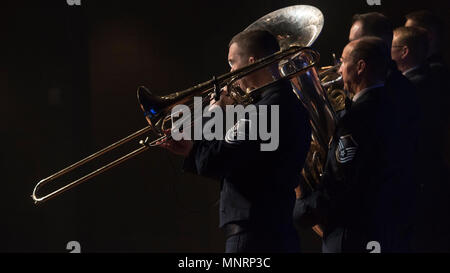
left=1, top=0, right=449, bottom=252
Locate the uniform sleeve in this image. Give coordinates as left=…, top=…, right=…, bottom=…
left=293, top=190, right=330, bottom=229
left=182, top=141, right=200, bottom=174
left=315, top=103, right=384, bottom=228
left=185, top=119, right=263, bottom=181
left=182, top=100, right=284, bottom=181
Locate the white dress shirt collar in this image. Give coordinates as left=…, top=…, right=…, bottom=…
left=352, top=83, right=385, bottom=102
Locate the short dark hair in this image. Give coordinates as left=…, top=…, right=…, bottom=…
left=405, top=10, right=444, bottom=37
left=352, top=12, right=393, bottom=46
left=229, top=30, right=280, bottom=59
left=349, top=36, right=390, bottom=79
left=394, top=26, right=429, bottom=62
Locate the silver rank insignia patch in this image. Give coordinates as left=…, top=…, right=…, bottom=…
left=335, top=134, right=358, bottom=164
left=225, top=119, right=251, bottom=145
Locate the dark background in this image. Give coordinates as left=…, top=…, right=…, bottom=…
left=1, top=0, right=448, bottom=252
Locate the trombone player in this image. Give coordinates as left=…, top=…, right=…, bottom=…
left=139, top=30, right=312, bottom=253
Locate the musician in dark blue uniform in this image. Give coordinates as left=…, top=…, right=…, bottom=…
left=156, top=30, right=311, bottom=253
left=392, top=24, right=450, bottom=252
left=294, top=37, right=415, bottom=252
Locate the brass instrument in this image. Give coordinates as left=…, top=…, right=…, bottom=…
left=319, top=55, right=346, bottom=112
left=31, top=5, right=327, bottom=205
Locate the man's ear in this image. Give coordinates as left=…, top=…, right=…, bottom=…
left=400, top=46, right=409, bottom=60
left=248, top=56, right=256, bottom=64
left=356, top=59, right=366, bottom=76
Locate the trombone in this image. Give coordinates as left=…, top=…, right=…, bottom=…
left=31, top=46, right=321, bottom=204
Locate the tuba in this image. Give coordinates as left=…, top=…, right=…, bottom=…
left=245, top=5, right=345, bottom=237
